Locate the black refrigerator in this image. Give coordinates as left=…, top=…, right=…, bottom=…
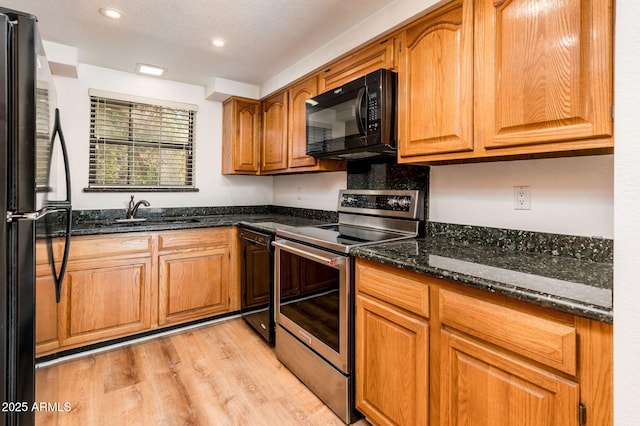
left=1, top=8, right=72, bottom=426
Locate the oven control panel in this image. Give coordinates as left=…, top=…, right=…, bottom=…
left=337, top=190, right=424, bottom=220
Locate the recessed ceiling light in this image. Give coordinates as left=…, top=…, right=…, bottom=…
left=99, top=7, right=123, bottom=19
left=210, top=38, right=225, bottom=47
left=136, top=63, right=165, bottom=76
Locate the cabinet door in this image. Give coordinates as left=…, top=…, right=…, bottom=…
left=261, top=91, right=288, bottom=173
left=440, top=331, right=579, bottom=426
left=318, top=37, right=396, bottom=92
left=356, top=294, right=429, bottom=426
left=398, top=0, right=474, bottom=160
left=475, top=0, right=613, bottom=150
left=159, top=248, right=230, bottom=326
left=60, top=257, right=152, bottom=348
left=35, top=274, right=59, bottom=356
left=287, top=77, right=319, bottom=169
left=222, top=97, right=261, bottom=174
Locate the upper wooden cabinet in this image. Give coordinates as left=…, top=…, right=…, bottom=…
left=261, top=90, right=289, bottom=173
left=397, top=0, right=474, bottom=159
left=398, top=0, right=613, bottom=164
left=318, top=37, right=396, bottom=92
left=222, top=97, right=261, bottom=175
left=260, top=76, right=346, bottom=175
left=288, top=77, right=320, bottom=169
left=475, top=0, right=613, bottom=152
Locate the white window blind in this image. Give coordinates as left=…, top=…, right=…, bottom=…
left=88, top=94, right=196, bottom=190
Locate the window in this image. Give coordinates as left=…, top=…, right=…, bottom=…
left=87, top=91, right=197, bottom=191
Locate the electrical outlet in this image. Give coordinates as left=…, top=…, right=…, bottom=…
left=514, top=186, right=531, bottom=210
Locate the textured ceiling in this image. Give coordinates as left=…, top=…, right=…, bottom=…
left=1, top=0, right=394, bottom=86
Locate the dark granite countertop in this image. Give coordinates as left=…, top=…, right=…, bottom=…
left=59, top=206, right=613, bottom=323
left=68, top=214, right=325, bottom=236
left=351, top=237, right=613, bottom=323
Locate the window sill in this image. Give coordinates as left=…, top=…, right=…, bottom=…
left=83, top=187, right=200, bottom=193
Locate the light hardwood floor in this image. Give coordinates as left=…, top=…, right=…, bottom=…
left=36, top=318, right=369, bottom=425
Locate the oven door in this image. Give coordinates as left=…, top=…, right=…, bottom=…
left=273, top=238, right=350, bottom=373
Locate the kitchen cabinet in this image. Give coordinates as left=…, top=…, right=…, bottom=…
left=260, top=76, right=346, bottom=174
left=318, top=37, right=396, bottom=92
left=261, top=90, right=289, bottom=173
left=440, top=330, right=579, bottom=425
left=475, top=0, right=613, bottom=153
left=222, top=97, right=261, bottom=175
left=35, top=240, right=60, bottom=356
left=58, top=234, right=153, bottom=349
left=439, top=288, right=579, bottom=425
left=398, top=0, right=613, bottom=164
left=36, top=227, right=240, bottom=356
left=158, top=228, right=238, bottom=326
left=397, top=0, right=474, bottom=159
left=355, top=258, right=613, bottom=426
left=355, top=260, right=430, bottom=426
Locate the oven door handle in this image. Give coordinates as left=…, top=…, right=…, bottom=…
left=272, top=239, right=346, bottom=266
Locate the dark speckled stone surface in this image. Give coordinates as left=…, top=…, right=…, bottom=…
left=57, top=202, right=613, bottom=323
left=49, top=206, right=335, bottom=237
left=352, top=237, right=613, bottom=323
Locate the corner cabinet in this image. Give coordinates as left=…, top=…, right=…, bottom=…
left=398, top=0, right=614, bottom=164
left=222, top=97, right=261, bottom=175
left=355, top=258, right=613, bottom=426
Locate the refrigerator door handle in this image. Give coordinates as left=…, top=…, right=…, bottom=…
left=5, top=203, right=70, bottom=222
left=49, top=108, right=72, bottom=303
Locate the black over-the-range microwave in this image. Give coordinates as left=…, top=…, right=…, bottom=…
left=305, top=68, right=397, bottom=160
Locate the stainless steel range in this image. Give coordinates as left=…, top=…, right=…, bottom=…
left=273, top=189, right=424, bottom=424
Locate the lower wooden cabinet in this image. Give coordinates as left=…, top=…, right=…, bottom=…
left=35, top=273, right=59, bottom=355
left=59, top=257, right=153, bottom=348
left=159, top=248, right=230, bottom=326
left=440, top=330, right=579, bottom=425
left=355, top=258, right=612, bottom=426
left=356, top=294, right=429, bottom=426
left=35, top=227, right=240, bottom=356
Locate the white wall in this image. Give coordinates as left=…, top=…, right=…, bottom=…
left=273, top=172, right=346, bottom=211
left=614, top=0, right=640, bottom=423
left=429, top=155, right=614, bottom=238
left=54, top=64, right=273, bottom=210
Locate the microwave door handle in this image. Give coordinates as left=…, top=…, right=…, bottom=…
left=355, top=88, right=367, bottom=136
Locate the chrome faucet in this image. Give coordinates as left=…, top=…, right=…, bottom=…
left=127, top=195, right=150, bottom=219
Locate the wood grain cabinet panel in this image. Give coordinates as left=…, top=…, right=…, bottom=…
left=158, top=248, right=231, bottom=326
left=287, top=77, right=320, bottom=169
left=356, top=294, right=429, bottom=426
left=35, top=273, right=59, bottom=355
left=398, top=0, right=474, bottom=160
left=439, top=289, right=577, bottom=375
left=318, top=37, right=396, bottom=92
left=475, top=0, right=613, bottom=151
left=59, top=257, right=153, bottom=348
left=222, top=97, right=261, bottom=175
left=440, top=331, right=579, bottom=426
left=261, top=90, right=289, bottom=173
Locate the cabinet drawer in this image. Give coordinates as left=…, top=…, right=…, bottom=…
left=439, top=289, right=577, bottom=375
left=356, top=260, right=429, bottom=318
left=68, top=234, right=152, bottom=261
left=158, top=227, right=229, bottom=251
